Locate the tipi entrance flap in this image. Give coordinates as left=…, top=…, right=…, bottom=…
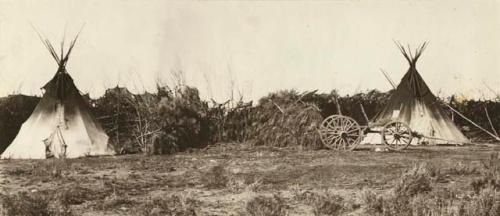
left=43, top=127, right=68, bottom=158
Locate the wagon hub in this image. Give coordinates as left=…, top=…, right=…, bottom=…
left=340, top=132, right=348, bottom=139
left=394, top=133, right=401, bottom=140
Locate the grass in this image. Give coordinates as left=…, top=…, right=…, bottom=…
left=0, top=191, right=73, bottom=216
left=136, top=195, right=198, bottom=216
left=201, top=164, right=229, bottom=189
left=246, top=194, right=288, bottom=216
left=0, top=144, right=498, bottom=215
left=361, top=153, right=500, bottom=216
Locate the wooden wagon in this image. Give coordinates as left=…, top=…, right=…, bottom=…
left=318, top=114, right=418, bottom=151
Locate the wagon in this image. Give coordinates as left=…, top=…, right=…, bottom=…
left=318, top=114, right=418, bottom=151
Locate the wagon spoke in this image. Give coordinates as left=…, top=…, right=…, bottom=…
left=346, top=128, right=359, bottom=134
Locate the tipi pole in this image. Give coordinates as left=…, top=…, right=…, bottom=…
left=484, top=105, right=499, bottom=137
left=444, top=104, right=500, bottom=141
left=360, top=103, right=370, bottom=123
left=380, top=69, right=396, bottom=90
left=333, top=96, right=342, bottom=115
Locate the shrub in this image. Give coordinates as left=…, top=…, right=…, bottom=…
left=458, top=186, right=500, bottom=216
left=293, top=189, right=352, bottom=215
left=472, top=152, right=500, bottom=194
left=137, top=195, right=198, bottom=216
left=361, top=160, right=500, bottom=216
left=360, top=189, right=384, bottom=215
left=246, top=194, right=288, bottom=216
left=445, top=162, right=480, bottom=176
left=0, top=192, right=73, bottom=216
left=394, top=162, right=434, bottom=197
left=0, top=192, right=51, bottom=216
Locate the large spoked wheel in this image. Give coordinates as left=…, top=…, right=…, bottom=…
left=319, top=115, right=363, bottom=150
left=381, top=121, right=413, bottom=151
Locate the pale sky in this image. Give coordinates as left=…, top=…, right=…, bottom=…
left=0, top=0, right=498, bottom=102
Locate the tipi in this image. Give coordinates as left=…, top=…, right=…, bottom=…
left=1, top=33, right=113, bottom=159
left=371, top=42, right=469, bottom=144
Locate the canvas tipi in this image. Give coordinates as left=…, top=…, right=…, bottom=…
left=1, top=34, right=113, bottom=159
left=371, top=43, right=469, bottom=144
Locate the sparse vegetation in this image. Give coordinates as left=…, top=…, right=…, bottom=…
left=136, top=195, right=198, bottom=216
left=202, top=164, right=229, bottom=189
left=362, top=153, right=500, bottom=216
left=0, top=144, right=499, bottom=215
left=293, top=189, right=356, bottom=216
left=0, top=192, right=73, bottom=216
left=246, top=194, right=288, bottom=216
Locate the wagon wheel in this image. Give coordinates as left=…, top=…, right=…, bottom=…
left=381, top=121, right=413, bottom=151
left=319, top=115, right=363, bottom=150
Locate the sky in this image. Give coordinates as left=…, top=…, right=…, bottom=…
left=0, top=0, right=498, bottom=102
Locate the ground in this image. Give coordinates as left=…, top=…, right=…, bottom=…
left=0, top=143, right=499, bottom=215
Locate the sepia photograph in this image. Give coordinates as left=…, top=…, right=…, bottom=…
left=0, top=0, right=499, bottom=215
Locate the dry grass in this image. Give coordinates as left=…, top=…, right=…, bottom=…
left=362, top=152, right=500, bottom=216
left=293, top=189, right=359, bottom=216
left=201, top=164, right=229, bottom=189
left=246, top=194, right=288, bottom=216
left=0, top=192, right=73, bottom=216
left=393, top=162, right=435, bottom=197
left=136, top=195, right=199, bottom=216
left=0, top=144, right=498, bottom=215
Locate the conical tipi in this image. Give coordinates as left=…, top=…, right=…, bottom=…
left=1, top=33, right=113, bottom=159
left=371, top=43, right=469, bottom=144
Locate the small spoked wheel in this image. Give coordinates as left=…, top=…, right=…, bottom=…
left=381, top=121, right=413, bottom=151
left=318, top=115, right=363, bottom=150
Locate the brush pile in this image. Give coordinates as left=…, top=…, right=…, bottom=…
left=247, top=90, right=323, bottom=149
left=153, top=86, right=212, bottom=154
left=93, top=85, right=214, bottom=155
left=209, top=100, right=254, bottom=143
left=94, top=87, right=139, bottom=153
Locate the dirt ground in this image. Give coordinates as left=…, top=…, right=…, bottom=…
left=0, top=143, right=499, bottom=215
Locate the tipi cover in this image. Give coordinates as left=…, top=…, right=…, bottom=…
left=371, top=43, right=469, bottom=144
left=1, top=34, right=113, bottom=159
